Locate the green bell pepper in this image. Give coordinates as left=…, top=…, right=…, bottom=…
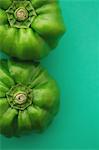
left=0, top=59, right=60, bottom=137
left=0, top=0, right=66, bottom=60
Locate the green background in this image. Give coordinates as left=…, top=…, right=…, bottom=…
left=0, top=0, right=99, bottom=149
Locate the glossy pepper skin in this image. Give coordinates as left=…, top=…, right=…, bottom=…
left=0, top=0, right=65, bottom=60
left=0, top=59, right=60, bottom=137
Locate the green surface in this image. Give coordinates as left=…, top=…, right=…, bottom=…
left=0, top=0, right=99, bottom=149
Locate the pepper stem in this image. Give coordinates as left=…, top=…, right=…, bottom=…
left=15, top=7, right=28, bottom=21
left=15, top=93, right=27, bottom=104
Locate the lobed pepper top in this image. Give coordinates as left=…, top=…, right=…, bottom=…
left=0, top=59, right=60, bottom=137
left=0, top=0, right=66, bottom=60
